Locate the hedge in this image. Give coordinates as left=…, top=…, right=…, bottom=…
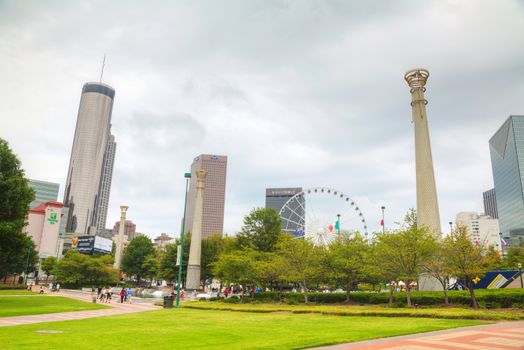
left=0, top=284, right=26, bottom=290
left=241, top=289, right=524, bottom=308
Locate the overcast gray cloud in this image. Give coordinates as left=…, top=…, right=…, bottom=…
left=1, top=0, right=523, bottom=238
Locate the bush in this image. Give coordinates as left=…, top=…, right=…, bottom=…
left=0, top=284, right=26, bottom=290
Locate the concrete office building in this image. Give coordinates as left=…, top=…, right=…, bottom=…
left=112, top=219, right=137, bottom=240
left=489, top=116, right=524, bottom=246
left=28, top=179, right=59, bottom=209
left=456, top=212, right=501, bottom=253
left=64, top=82, right=116, bottom=236
left=93, top=134, right=117, bottom=233
left=266, top=187, right=304, bottom=234
left=185, top=154, right=227, bottom=239
left=483, top=188, right=498, bottom=219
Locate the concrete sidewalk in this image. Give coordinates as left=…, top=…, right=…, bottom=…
left=0, top=290, right=160, bottom=327
left=310, top=321, right=524, bottom=350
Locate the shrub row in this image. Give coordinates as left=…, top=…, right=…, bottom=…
left=0, top=284, right=26, bottom=290
left=244, top=289, right=524, bottom=308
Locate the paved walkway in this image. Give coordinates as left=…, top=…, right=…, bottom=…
left=311, top=321, right=524, bottom=350
left=0, top=290, right=160, bottom=327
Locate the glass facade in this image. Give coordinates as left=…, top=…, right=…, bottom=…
left=483, top=188, right=498, bottom=219
left=489, top=115, right=524, bottom=246
left=28, top=179, right=59, bottom=209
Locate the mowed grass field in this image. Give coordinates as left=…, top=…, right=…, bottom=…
left=0, top=308, right=486, bottom=350
left=0, top=295, right=109, bottom=317
left=0, top=290, right=36, bottom=295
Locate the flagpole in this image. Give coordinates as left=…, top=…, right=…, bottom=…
left=381, top=206, right=385, bottom=234
left=336, top=214, right=341, bottom=235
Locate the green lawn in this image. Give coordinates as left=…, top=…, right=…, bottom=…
left=0, top=308, right=485, bottom=350
left=0, top=290, right=36, bottom=295
left=186, top=301, right=524, bottom=320
left=0, top=296, right=109, bottom=317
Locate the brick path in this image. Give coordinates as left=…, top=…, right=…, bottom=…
left=311, top=321, right=524, bottom=350
left=0, top=290, right=160, bottom=327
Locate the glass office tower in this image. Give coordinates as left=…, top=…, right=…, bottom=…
left=489, top=115, right=524, bottom=246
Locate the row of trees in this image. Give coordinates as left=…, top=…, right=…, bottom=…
left=211, top=208, right=500, bottom=309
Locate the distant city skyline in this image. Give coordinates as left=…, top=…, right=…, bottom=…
left=2, top=1, right=523, bottom=239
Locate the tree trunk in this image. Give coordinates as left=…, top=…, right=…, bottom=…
left=303, top=280, right=308, bottom=304
left=346, top=283, right=351, bottom=302
left=388, top=283, right=394, bottom=307
left=278, top=284, right=283, bottom=304
left=443, top=278, right=449, bottom=305
left=468, top=281, right=479, bottom=310
left=406, top=285, right=412, bottom=307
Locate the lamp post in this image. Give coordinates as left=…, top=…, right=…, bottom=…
left=518, top=263, right=523, bottom=289
left=448, top=221, right=453, bottom=234
left=176, top=172, right=191, bottom=308
left=499, top=232, right=505, bottom=257
left=336, top=214, right=341, bottom=235
left=381, top=206, right=385, bottom=234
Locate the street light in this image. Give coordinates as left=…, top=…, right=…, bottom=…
left=176, top=172, right=192, bottom=309
left=448, top=221, right=453, bottom=234
left=499, top=232, right=505, bottom=257
left=518, top=263, right=523, bottom=289
left=381, top=206, right=385, bottom=234
left=336, top=214, right=341, bottom=235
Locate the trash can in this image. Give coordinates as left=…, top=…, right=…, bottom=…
left=163, top=295, right=174, bottom=308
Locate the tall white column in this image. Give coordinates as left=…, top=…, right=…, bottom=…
left=186, top=170, right=207, bottom=290
left=113, top=205, right=128, bottom=270
left=404, top=68, right=442, bottom=237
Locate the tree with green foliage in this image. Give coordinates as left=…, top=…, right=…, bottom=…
left=0, top=138, right=36, bottom=281
left=445, top=226, right=499, bottom=309
left=422, top=239, right=454, bottom=305
left=159, top=237, right=189, bottom=284
left=212, top=249, right=257, bottom=301
left=41, top=256, right=58, bottom=283
left=499, top=243, right=524, bottom=270
left=277, top=235, right=325, bottom=303
left=373, top=224, right=437, bottom=307
left=327, top=233, right=368, bottom=301
left=142, top=255, right=159, bottom=286
left=56, top=251, right=118, bottom=287
left=202, top=234, right=225, bottom=283
left=121, top=236, right=156, bottom=285
left=236, top=208, right=282, bottom=252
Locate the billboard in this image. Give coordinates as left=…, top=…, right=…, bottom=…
left=73, top=235, right=112, bottom=255
left=94, top=236, right=112, bottom=254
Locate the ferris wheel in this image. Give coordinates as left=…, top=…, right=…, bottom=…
left=278, top=187, right=369, bottom=245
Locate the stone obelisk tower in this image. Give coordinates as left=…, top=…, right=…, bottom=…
left=186, top=170, right=207, bottom=290
left=404, top=68, right=441, bottom=237
left=113, top=205, right=128, bottom=270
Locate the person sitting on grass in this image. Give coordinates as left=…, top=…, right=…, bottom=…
left=39, top=285, right=44, bottom=294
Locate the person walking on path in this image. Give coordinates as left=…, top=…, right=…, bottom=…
left=126, top=288, right=133, bottom=304
left=106, top=288, right=112, bottom=303
left=56, top=283, right=60, bottom=292
left=119, top=288, right=125, bottom=303
left=224, top=287, right=229, bottom=299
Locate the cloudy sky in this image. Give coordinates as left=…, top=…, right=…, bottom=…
left=1, top=0, right=523, bottom=239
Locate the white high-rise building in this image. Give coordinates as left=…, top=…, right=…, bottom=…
left=455, top=212, right=501, bottom=253
left=64, top=82, right=116, bottom=235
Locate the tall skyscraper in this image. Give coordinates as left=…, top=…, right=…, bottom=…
left=64, top=82, right=116, bottom=235
left=185, top=154, right=227, bottom=239
left=483, top=188, right=498, bottom=219
left=265, top=187, right=304, bottom=234
left=112, top=219, right=137, bottom=240
left=404, top=68, right=442, bottom=237
left=489, top=115, right=524, bottom=245
left=28, top=179, right=59, bottom=209
left=93, top=134, right=117, bottom=232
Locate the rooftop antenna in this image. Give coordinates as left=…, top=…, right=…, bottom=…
left=99, top=54, right=106, bottom=82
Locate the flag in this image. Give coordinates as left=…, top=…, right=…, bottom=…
left=501, top=238, right=508, bottom=247
left=334, top=219, right=340, bottom=232
left=380, top=219, right=384, bottom=226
